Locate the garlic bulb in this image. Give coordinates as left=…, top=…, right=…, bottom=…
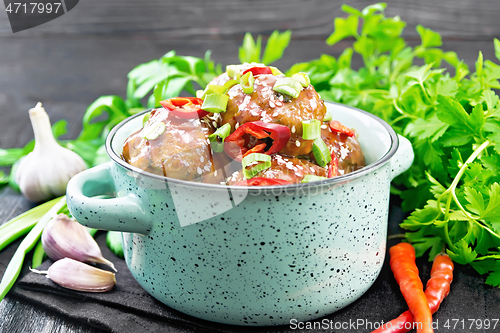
left=31, top=258, right=116, bottom=292
left=16, top=102, right=87, bottom=202
left=42, top=214, right=117, bottom=271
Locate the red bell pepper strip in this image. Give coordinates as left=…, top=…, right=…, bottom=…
left=242, top=66, right=273, bottom=76
left=160, top=97, right=208, bottom=119
left=329, top=120, right=356, bottom=137
left=328, top=151, right=339, bottom=178
left=233, top=177, right=293, bottom=186
left=224, top=121, right=290, bottom=161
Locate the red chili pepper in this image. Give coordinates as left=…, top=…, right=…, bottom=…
left=372, top=254, right=453, bottom=333
left=329, top=120, right=356, bottom=137
left=328, top=151, right=339, bottom=177
left=233, top=177, right=293, bottom=186
left=242, top=66, right=273, bottom=76
left=160, top=97, right=208, bottom=119
left=224, top=121, right=290, bottom=161
left=388, top=243, right=433, bottom=333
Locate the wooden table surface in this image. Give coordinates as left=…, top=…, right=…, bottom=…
left=0, top=1, right=498, bottom=332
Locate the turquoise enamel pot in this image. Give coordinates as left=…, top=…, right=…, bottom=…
left=66, top=102, right=413, bottom=326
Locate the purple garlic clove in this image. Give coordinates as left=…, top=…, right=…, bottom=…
left=42, top=214, right=116, bottom=271
left=33, top=257, right=116, bottom=292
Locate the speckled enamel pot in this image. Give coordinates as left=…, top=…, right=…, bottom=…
left=66, top=102, right=413, bottom=326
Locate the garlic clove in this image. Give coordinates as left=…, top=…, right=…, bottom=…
left=32, top=258, right=116, bottom=292
left=42, top=214, right=117, bottom=271
left=16, top=102, right=87, bottom=202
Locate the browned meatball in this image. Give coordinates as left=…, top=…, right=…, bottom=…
left=122, top=108, right=214, bottom=181
left=218, top=74, right=326, bottom=157
left=315, top=126, right=365, bottom=175
left=226, top=154, right=328, bottom=185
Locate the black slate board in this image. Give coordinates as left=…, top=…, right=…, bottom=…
left=1, top=205, right=498, bottom=333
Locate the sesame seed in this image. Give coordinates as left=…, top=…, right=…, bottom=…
left=295, top=140, right=301, bottom=147
left=269, top=101, right=276, bottom=108
left=200, top=156, right=204, bottom=163
left=197, top=167, right=203, bottom=175
left=275, top=101, right=283, bottom=107
left=214, top=170, right=218, bottom=177
left=213, top=121, right=218, bottom=128
left=235, top=123, right=240, bottom=129
left=321, top=124, right=327, bottom=129
left=291, top=125, right=296, bottom=133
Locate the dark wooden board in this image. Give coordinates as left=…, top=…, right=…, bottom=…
left=0, top=0, right=499, bottom=38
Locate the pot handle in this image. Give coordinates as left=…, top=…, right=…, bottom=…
left=66, top=162, right=151, bottom=234
left=390, top=134, right=414, bottom=180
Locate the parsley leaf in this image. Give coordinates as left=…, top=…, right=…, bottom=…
left=447, top=239, right=478, bottom=265
left=326, top=15, right=359, bottom=46
left=416, top=25, right=442, bottom=48
left=485, top=268, right=500, bottom=287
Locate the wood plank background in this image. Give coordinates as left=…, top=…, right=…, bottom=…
left=0, top=0, right=499, bottom=332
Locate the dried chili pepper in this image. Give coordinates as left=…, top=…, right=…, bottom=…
left=160, top=97, right=208, bottom=119
left=372, top=253, right=453, bottom=333
left=329, top=120, right=355, bottom=137
left=388, top=242, right=433, bottom=333
left=224, top=121, right=290, bottom=161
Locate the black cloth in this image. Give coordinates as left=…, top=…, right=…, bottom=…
left=2, top=204, right=500, bottom=333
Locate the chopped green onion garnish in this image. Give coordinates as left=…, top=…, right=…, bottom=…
left=323, top=110, right=333, bottom=122
left=312, top=138, right=331, bottom=167
left=226, top=65, right=241, bottom=80
left=202, top=93, right=229, bottom=113
left=200, top=80, right=238, bottom=99
left=207, top=84, right=226, bottom=94
left=221, top=79, right=238, bottom=93
left=141, top=121, right=166, bottom=140
left=301, top=175, right=328, bottom=183
left=269, top=66, right=284, bottom=76
left=198, top=86, right=215, bottom=100
left=196, top=90, right=204, bottom=98
left=240, top=71, right=255, bottom=94
left=142, top=112, right=151, bottom=126
left=242, top=153, right=272, bottom=179
left=292, top=72, right=311, bottom=87
left=273, top=77, right=303, bottom=98
left=302, top=119, right=321, bottom=140
left=209, top=123, right=231, bottom=141
left=208, top=123, right=232, bottom=153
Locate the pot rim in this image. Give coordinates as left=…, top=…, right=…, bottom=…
left=105, top=102, right=398, bottom=191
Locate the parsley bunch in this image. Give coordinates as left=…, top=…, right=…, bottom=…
left=288, top=3, right=500, bottom=286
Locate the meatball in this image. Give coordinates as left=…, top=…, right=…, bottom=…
left=122, top=108, right=214, bottom=181
left=215, top=74, right=326, bottom=157
left=226, top=154, right=328, bottom=185
left=316, top=126, right=365, bottom=175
